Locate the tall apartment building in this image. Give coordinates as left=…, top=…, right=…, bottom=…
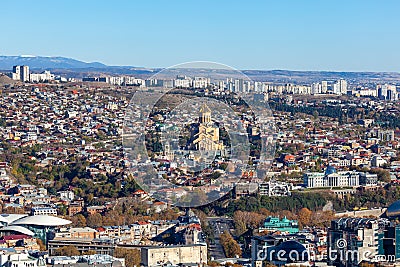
left=311, top=82, right=322, bottom=95
left=378, top=84, right=398, bottom=101
left=12, top=65, right=30, bottom=82
left=192, top=77, right=210, bottom=88
left=321, top=80, right=328, bottom=93
left=174, top=75, right=191, bottom=88
left=12, top=66, right=20, bottom=80
left=333, top=79, right=347, bottom=95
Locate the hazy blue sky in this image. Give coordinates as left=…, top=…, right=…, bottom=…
left=1, top=0, right=399, bottom=71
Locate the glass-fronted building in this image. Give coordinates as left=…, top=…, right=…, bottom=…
left=0, top=214, right=71, bottom=243
left=328, top=218, right=379, bottom=267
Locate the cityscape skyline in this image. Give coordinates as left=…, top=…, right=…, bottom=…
left=2, top=0, right=400, bottom=72
left=1, top=1, right=400, bottom=266
left=2, top=55, right=400, bottom=74
left=1, top=64, right=399, bottom=266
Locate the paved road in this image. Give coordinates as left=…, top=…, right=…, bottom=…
left=207, top=217, right=234, bottom=260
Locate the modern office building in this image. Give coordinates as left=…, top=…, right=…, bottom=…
left=328, top=218, right=379, bottom=267
left=381, top=223, right=400, bottom=260
left=258, top=180, right=291, bottom=197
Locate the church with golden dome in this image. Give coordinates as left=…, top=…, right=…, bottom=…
left=192, top=104, right=225, bottom=152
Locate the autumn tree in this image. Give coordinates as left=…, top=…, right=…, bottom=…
left=114, top=248, right=141, bottom=267
left=4, top=206, right=25, bottom=214
left=263, top=261, right=277, bottom=267
left=297, top=207, right=312, bottom=228
left=36, top=238, right=46, bottom=251
left=82, top=250, right=97, bottom=255
left=259, top=208, right=272, bottom=217
left=310, top=210, right=335, bottom=227
left=220, top=231, right=242, bottom=258
left=370, top=168, right=391, bottom=183
left=69, top=214, right=87, bottom=227
left=208, top=261, right=221, bottom=267
left=102, top=210, right=125, bottom=226
left=359, top=262, right=375, bottom=267
left=279, top=210, right=297, bottom=220
left=54, top=245, right=80, bottom=256
left=87, top=213, right=103, bottom=228
left=233, top=211, right=265, bottom=235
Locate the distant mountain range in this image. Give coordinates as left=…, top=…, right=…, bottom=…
left=1, top=55, right=400, bottom=83
left=0, top=56, right=107, bottom=69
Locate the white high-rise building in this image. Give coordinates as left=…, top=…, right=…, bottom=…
left=21, top=65, right=30, bottom=82
left=12, top=66, right=21, bottom=80
left=244, top=81, right=251, bottom=92
left=254, top=82, right=265, bottom=92
left=321, top=81, right=328, bottom=93
left=311, top=82, right=322, bottom=95
left=12, top=65, right=30, bottom=82
left=333, top=79, right=347, bottom=95
left=218, top=81, right=225, bottom=91
left=174, top=75, right=191, bottom=88
left=379, top=84, right=397, bottom=100
left=192, top=77, right=210, bottom=88
left=234, top=79, right=244, bottom=92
